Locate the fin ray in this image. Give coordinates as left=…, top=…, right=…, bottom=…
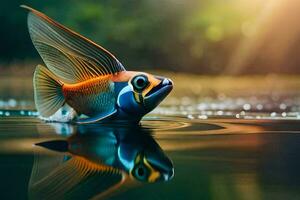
left=22, top=5, right=125, bottom=84
left=29, top=155, right=123, bottom=200
left=34, top=65, right=65, bottom=117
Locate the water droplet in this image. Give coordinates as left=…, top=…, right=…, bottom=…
left=217, top=111, right=223, bottom=116
left=8, top=99, right=17, bottom=107
left=243, top=104, right=251, bottom=111
left=187, top=114, right=194, bottom=119
left=256, top=104, right=263, bottom=110
left=198, top=115, right=208, bottom=119
left=279, top=103, right=287, bottom=110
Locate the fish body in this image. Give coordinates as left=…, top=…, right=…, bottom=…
left=63, top=126, right=174, bottom=182
left=31, top=125, right=174, bottom=199
left=22, top=5, right=173, bottom=124
left=62, top=75, right=115, bottom=117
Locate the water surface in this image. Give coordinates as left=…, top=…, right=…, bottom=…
left=1, top=75, right=300, bottom=200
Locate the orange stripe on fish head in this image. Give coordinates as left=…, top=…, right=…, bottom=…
left=112, top=71, right=161, bottom=104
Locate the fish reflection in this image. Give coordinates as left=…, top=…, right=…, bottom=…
left=29, top=124, right=174, bottom=199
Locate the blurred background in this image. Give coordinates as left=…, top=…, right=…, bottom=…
left=2, top=2, right=300, bottom=200
left=1, top=0, right=300, bottom=75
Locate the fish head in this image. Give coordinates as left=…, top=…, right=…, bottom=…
left=116, top=128, right=174, bottom=182
left=129, top=150, right=174, bottom=182
left=115, top=71, right=173, bottom=117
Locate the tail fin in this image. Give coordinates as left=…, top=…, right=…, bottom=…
left=34, top=65, right=65, bottom=117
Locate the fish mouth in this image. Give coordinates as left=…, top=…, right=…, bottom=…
left=143, top=78, right=173, bottom=112
left=146, top=153, right=174, bottom=181
left=145, top=78, right=173, bottom=98
left=143, top=78, right=173, bottom=111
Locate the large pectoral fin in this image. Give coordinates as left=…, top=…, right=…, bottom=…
left=21, top=5, right=125, bottom=84
left=76, top=109, right=117, bottom=124
left=29, top=155, right=126, bottom=200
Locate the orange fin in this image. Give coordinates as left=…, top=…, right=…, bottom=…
left=33, top=65, right=65, bottom=117
left=29, top=155, right=125, bottom=200
left=21, top=5, right=125, bottom=84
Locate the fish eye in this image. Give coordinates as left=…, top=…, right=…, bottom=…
left=133, top=164, right=149, bottom=181
left=131, top=75, right=149, bottom=92
left=137, top=167, right=145, bottom=176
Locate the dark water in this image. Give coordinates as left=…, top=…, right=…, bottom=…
left=1, top=76, right=300, bottom=200
left=1, top=114, right=300, bottom=200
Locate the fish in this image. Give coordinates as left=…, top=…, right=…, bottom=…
left=21, top=5, right=173, bottom=124
left=30, top=124, right=174, bottom=199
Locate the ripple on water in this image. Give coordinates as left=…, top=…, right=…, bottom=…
left=142, top=117, right=225, bottom=133
left=151, top=95, right=300, bottom=120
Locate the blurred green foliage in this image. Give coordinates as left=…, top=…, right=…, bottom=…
left=0, top=0, right=262, bottom=73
